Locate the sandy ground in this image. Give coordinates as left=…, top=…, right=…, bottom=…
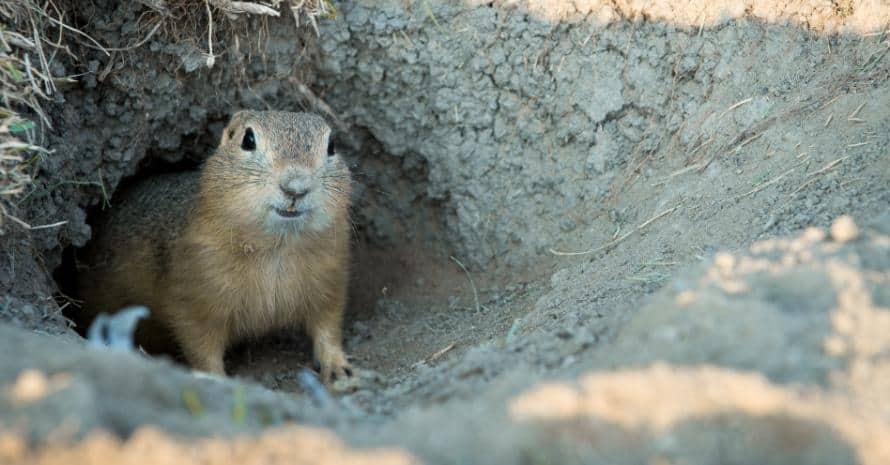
left=0, top=0, right=888, bottom=464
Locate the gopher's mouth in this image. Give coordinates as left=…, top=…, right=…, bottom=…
left=273, top=206, right=307, bottom=219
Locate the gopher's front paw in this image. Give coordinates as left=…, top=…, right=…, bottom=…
left=314, top=347, right=353, bottom=386
left=324, top=359, right=354, bottom=385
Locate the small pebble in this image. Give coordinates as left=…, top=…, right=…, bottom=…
left=675, top=290, right=697, bottom=306
left=830, top=215, right=858, bottom=243
left=7, top=370, right=70, bottom=404
left=800, top=227, right=826, bottom=243
left=8, top=370, right=49, bottom=404
left=823, top=336, right=847, bottom=357
left=713, top=252, right=735, bottom=273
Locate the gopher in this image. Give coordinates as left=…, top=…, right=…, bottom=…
left=77, top=111, right=353, bottom=382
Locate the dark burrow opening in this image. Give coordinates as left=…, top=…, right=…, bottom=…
left=51, top=121, right=458, bottom=390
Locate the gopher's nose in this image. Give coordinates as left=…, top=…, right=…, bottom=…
left=280, top=180, right=311, bottom=200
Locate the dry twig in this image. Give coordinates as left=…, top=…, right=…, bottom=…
left=550, top=204, right=682, bottom=256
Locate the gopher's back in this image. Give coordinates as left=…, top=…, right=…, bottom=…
left=76, top=170, right=201, bottom=351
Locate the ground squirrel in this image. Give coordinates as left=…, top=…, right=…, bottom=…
left=77, top=111, right=354, bottom=382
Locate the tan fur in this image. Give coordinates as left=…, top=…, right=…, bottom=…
left=77, top=111, right=353, bottom=381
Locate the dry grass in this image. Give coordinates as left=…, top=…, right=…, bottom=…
left=140, top=0, right=336, bottom=27
left=136, top=0, right=336, bottom=66
left=549, top=204, right=682, bottom=257
left=0, top=0, right=54, bottom=233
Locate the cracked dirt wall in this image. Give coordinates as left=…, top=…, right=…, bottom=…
left=311, top=0, right=889, bottom=267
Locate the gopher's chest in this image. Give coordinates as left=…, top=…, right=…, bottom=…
left=185, top=247, right=323, bottom=338
left=237, top=254, right=317, bottom=330
left=169, top=228, right=345, bottom=342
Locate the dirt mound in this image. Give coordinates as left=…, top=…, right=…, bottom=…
left=511, top=217, right=890, bottom=464
left=0, top=0, right=888, bottom=464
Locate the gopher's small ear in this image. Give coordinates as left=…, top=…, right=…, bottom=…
left=222, top=111, right=247, bottom=143
left=229, top=111, right=248, bottom=127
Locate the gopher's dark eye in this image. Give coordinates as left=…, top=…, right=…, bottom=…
left=241, top=128, right=256, bottom=151
left=326, top=139, right=336, bottom=157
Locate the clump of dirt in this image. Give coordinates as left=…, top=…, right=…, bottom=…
left=0, top=0, right=888, bottom=464
left=1, top=425, right=418, bottom=465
